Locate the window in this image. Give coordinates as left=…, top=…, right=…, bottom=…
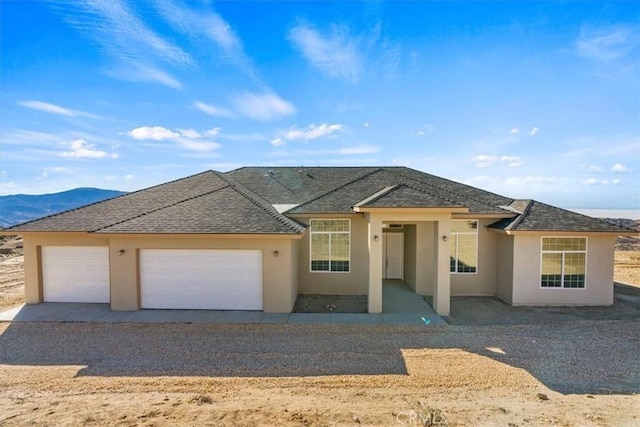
left=541, top=237, right=587, bottom=288
left=310, top=219, right=350, bottom=272
left=450, top=220, right=478, bottom=273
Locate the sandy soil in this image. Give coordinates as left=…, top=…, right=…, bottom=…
left=0, top=256, right=24, bottom=311
left=615, top=251, right=640, bottom=286
left=1, top=321, right=639, bottom=427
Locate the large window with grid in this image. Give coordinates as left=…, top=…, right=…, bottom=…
left=450, top=220, right=478, bottom=273
left=540, top=237, right=587, bottom=288
left=310, top=219, right=350, bottom=272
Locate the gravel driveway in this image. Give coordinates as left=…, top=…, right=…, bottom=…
left=1, top=320, right=638, bottom=395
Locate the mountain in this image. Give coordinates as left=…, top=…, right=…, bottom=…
left=0, top=188, right=126, bottom=228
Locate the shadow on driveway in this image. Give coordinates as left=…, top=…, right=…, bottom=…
left=0, top=319, right=638, bottom=395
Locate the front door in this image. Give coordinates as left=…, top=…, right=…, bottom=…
left=383, top=233, right=404, bottom=279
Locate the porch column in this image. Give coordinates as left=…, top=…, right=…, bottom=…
left=433, top=219, right=451, bottom=315
left=366, top=213, right=384, bottom=313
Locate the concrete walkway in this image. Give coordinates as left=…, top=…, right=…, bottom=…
left=0, top=281, right=445, bottom=326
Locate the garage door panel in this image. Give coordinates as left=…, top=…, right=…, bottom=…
left=42, top=246, right=110, bottom=303
left=140, top=249, right=263, bottom=310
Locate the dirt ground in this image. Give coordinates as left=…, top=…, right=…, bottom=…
left=1, top=321, right=639, bottom=427
left=614, top=251, right=640, bottom=286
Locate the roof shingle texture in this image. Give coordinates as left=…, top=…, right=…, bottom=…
left=7, top=171, right=303, bottom=234
left=6, top=167, right=632, bottom=234
left=282, top=168, right=508, bottom=214
left=488, top=200, right=636, bottom=232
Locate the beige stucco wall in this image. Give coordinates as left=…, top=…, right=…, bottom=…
left=21, top=233, right=300, bottom=313
left=495, top=233, right=514, bottom=304
left=450, top=218, right=498, bottom=296
left=292, top=215, right=369, bottom=295
left=511, top=233, right=615, bottom=306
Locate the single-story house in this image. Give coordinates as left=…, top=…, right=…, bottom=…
left=3, top=166, right=636, bottom=315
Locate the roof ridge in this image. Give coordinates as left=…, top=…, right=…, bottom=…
left=382, top=167, right=511, bottom=212
left=287, top=168, right=386, bottom=212
left=214, top=172, right=305, bottom=233
left=90, top=181, right=232, bottom=232
left=506, top=199, right=533, bottom=230
left=399, top=181, right=467, bottom=206
left=353, top=185, right=398, bottom=207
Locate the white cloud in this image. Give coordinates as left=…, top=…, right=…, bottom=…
left=178, top=129, right=201, bottom=139
left=52, top=0, right=191, bottom=88
left=504, top=176, right=559, bottom=186
left=583, top=178, right=609, bottom=186
left=125, top=174, right=135, bottom=181
left=288, top=23, right=361, bottom=81
left=129, top=126, right=179, bottom=140
left=473, top=155, right=497, bottom=168
left=413, top=125, right=434, bottom=136
left=299, top=145, right=380, bottom=155
left=18, top=100, right=98, bottom=118
left=613, top=179, right=621, bottom=185
left=586, top=165, right=604, bottom=173
left=18, top=100, right=74, bottom=117
left=59, top=139, right=110, bottom=159
left=611, top=162, right=629, bottom=173
left=271, top=137, right=285, bottom=147
left=510, top=128, right=519, bottom=134
left=231, top=92, right=295, bottom=122
left=288, top=21, right=400, bottom=82
left=577, top=25, right=638, bottom=62
left=500, top=156, right=523, bottom=167
left=530, top=127, right=540, bottom=136
left=285, top=124, right=342, bottom=141
left=472, top=155, right=522, bottom=168
left=363, top=122, right=369, bottom=127
left=205, top=127, right=221, bottom=137
left=194, top=101, right=235, bottom=118
left=176, top=139, right=221, bottom=152
left=153, top=0, right=256, bottom=77
left=335, top=146, right=379, bottom=155
left=127, top=125, right=221, bottom=152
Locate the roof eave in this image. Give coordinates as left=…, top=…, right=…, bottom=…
left=500, top=229, right=639, bottom=237
left=352, top=206, right=469, bottom=214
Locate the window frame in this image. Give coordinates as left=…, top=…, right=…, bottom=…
left=539, top=236, right=588, bottom=290
left=309, top=218, right=351, bottom=273
left=450, top=219, right=479, bottom=275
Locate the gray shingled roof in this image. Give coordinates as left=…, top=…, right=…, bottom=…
left=6, top=167, right=633, bottom=234
left=226, top=166, right=380, bottom=205
left=284, top=168, right=508, bottom=214
left=353, top=184, right=465, bottom=208
left=6, top=171, right=304, bottom=234
left=488, top=200, right=636, bottom=233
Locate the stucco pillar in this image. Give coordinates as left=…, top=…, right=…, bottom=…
left=109, top=239, right=140, bottom=311
left=414, top=221, right=432, bottom=295
left=367, top=213, right=384, bottom=313
left=23, top=235, right=43, bottom=304
left=433, top=219, right=451, bottom=315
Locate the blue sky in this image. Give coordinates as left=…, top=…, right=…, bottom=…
left=1, top=1, right=638, bottom=210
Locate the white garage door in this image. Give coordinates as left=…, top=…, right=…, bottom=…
left=42, top=246, right=110, bottom=303
left=140, top=249, right=263, bottom=310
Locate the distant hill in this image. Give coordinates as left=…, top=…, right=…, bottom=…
left=0, top=188, right=126, bottom=228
